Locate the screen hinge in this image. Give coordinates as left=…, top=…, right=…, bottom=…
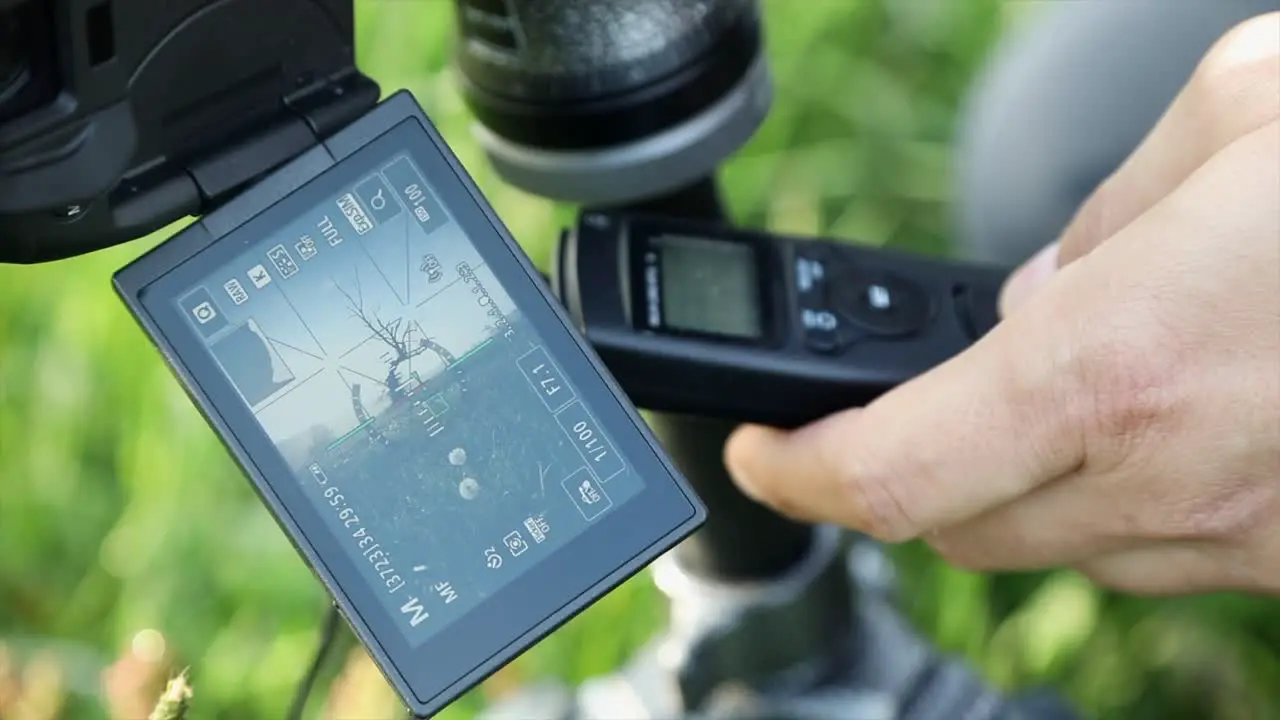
left=109, top=71, right=380, bottom=226
left=187, top=71, right=381, bottom=209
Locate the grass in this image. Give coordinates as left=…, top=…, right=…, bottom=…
left=1, top=1, right=1277, bottom=718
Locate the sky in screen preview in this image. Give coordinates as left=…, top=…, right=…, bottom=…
left=176, top=154, right=518, bottom=467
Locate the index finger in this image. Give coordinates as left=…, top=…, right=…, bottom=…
left=1056, top=11, right=1280, bottom=266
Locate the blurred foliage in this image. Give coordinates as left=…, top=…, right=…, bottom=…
left=1, top=1, right=1277, bottom=719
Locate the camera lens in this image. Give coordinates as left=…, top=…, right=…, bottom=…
left=0, top=7, right=28, bottom=101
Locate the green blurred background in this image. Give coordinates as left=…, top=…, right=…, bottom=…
left=2, top=1, right=1278, bottom=718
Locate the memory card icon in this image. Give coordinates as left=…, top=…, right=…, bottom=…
left=266, top=244, right=299, bottom=279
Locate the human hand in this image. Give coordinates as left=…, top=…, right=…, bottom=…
left=723, top=13, right=1280, bottom=596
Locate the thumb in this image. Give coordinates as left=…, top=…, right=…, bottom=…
left=725, top=269, right=1089, bottom=542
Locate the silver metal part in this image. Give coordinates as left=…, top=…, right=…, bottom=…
left=476, top=530, right=1075, bottom=720
left=470, top=57, right=773, bottom=205
left=655, top=523, right=855, bottom=707
left=479, top=530, right=934, bottom=720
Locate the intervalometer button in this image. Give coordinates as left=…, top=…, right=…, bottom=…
left=799, top=306, right=845, bottom=354
left=794, top=251, right=830, bottom=303
left=833, top=272, right=934, bottom=337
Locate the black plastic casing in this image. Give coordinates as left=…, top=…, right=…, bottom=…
left=0, top=0, right=378, bottom=264
left=452, top=0, right=763, bottom=150
left=555, top=212, right=1011, bottom=430
left=112, top=92, right=705, bottom=718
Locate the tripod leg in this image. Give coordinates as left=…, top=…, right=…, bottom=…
left=646, top=413, right=812, bottom=580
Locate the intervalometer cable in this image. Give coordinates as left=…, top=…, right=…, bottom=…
left=287, top=603, right=344, bottom=720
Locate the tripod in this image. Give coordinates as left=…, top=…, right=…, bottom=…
left=450, top=1, right=1076, bottom=717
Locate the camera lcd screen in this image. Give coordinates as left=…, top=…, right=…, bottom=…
left=654, top=233, right=763, bottom=339
left=172, top=148, right=648, bottom=648
left=116, top=99, right=702, bottom=714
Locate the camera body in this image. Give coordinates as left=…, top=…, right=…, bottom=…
left=0, top=0, right=378, bottom=264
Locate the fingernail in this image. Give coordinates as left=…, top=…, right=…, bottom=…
left=999, top=241, right=1060, bottom=316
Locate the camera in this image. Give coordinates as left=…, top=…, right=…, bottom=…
left=0, top=0, right=378, bottom=264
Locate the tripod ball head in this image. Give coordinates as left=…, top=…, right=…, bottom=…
left=452, top=0, right=773, bottom=206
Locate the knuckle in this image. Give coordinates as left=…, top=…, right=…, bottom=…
left=1059, top=305, right=1186, bottom=470
left=831, top=448, right=920, bottom=542
left=986, top=325, right=1076, bottom=479
left=1087, top=358, right=1175, bottom=454
left=1157, top=478, right=1275, bottom=542
left=1189, top=13, right=1280, bottom=135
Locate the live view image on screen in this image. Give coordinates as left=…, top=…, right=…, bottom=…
left=175, top=153, right=643, bottom=645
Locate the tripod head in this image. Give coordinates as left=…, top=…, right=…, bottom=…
left=452, top=0, right=769, bottom=207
